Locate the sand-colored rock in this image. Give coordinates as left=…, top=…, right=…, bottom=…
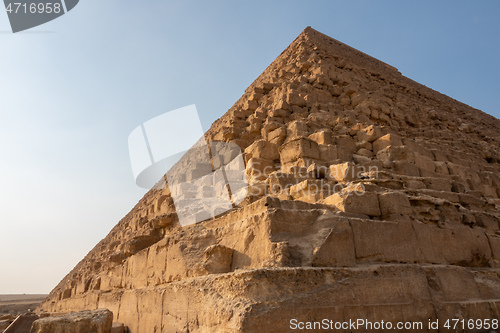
left=37, top=27, right=500, bottom=332
left=30, top=309, right=112, bottom=333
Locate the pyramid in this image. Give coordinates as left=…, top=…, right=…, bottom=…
left=38, top=27, right=500, bottom=332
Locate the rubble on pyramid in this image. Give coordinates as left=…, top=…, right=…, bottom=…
left=37, top=27, right=500, bottom=332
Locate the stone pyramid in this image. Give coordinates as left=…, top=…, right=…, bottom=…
left=39, top=27, right=500, bottom=332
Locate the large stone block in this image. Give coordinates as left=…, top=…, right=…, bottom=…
left=393, top=160, right=420, bottom=177
left=426, top=266, right=480, bottom=302
left=357, top=125, right=383, bottom=142
left=280, top=138, right=320, bottom=164
left=323, top=185, right=381, bottom=216
left=286, top=120, right=309, bottom=138
left=244, top=140, right=280, bottom=161
left=377, top=146, right=414, bottom=165
left=332, top=135, right=357, bottom=155
left=372, top=133, right=403, bottom=154
left=31, top=309, right=113, bottom=333
left=378, top=191, right=412, bottom=216
left=414, top=152, right=436, bottom=172
left=246, top=157, right=275, bottom=181
left=412, top=221, right=492, bottom=266
left=311, top=220, right=356, bottom=267
left=308, top=130, right=333, bottom=145
left=267, top=127, right=287, bottom=145
left=318, top=144, right=338, bottom=162
left=327, top=162, right=362, bottom=182
left=350, top=219, right=422, bottom=263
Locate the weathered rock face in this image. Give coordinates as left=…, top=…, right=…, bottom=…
left=38, top=27, right=500, bottom=332
left=30, top=309, right=112, bottom=333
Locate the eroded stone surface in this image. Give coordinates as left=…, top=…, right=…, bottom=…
left=37, top=27, right=500, bottom=332
left=31, top=309, right=112, bottom=333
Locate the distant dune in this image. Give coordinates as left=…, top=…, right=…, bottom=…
left=0, top=295, right=47, bottom=315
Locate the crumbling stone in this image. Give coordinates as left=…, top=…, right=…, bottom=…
left=30, top=309, right=112, bottom=333
left=37, top=26, right=500, bottom=332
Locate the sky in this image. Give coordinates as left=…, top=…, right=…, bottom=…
left=0, top=0, right=499, bottom=294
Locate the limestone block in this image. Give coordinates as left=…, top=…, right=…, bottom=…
left=246, top=157, right=275, bottom=181
left=247, top=180, right=268, bottom=198
left=311, top=220, right=356, bottom=267
left=403, top=138, right=435, bottom=160
left=377, top=146, right=414, bottom=164
left=97, top=293, right=122, bottom=322
left=350, top=219, right=422, bottom=263
left=356, top=148, right=373, bottom=158
left=245, top=140, right=280, bottom=161
left=135, top=289, right=163, bottom=333
left=406, top=180, right=426, bottom=189
left=427, top=266, right=480, bottom=302
left=372, top=133, right=403, bottom=154
left=247, top=114, right=263, bottom=126
left=337, top=146, right=354, bottom=162
left=308, top=130, right=332, bottom=145
left=481, top=185, right=499, bottom=199
left=434, top=161, right=449, bottom=175
left=422, top=177, right=452, bottom=192
left=393, top=161, right=420, bottom=177
left=414, top=153, right=436, bottom=172
left=268, top=127, right=287, bottom=145
left=432, top=149, right=449, bottom=162
left=269, top=108, right=290, bottom=118
left=243, top=99, right=258, bottom=111
left=323, top=185, right=381, bottom=216
left=412, top=221, right=492, bottom=266
left=267, top=172, right=299, bottom=196
left=307, top=111, right=332, bottom=124
left=473, top=212, right=499, bottom=231
left=261, top=121, right=281, bottom=139
left=446, top=162, right=468, bottom=179
left=124, top=232, right=161, bottom=256
left=289, top=179, right=324, bottom=199
left=286, top=89, right=306, bottom=107
left=328, top=162, right=361, bottom=182
left=31, top=309, right=113, bottom=333
left=248, top=91, right=263, bottom=101
left=458, top=193, right=485, bottom=207
left=100, top=265, right=123, bottom=291
left=256, top=81, right=275, bottom=93
left=356, top=140, right=372, bottom=151
left=280, top=138, right=320, bottom=164
left=353, top=154, right=371, bottom=164
left=318, top=144, right=338, bottom=162
left=332, top=135, right=357, bottom=154
left=123, top=249, right=148, bottom=289
left=357, top=125, right=383, bottom=142
left=287, top=120, right=309, bottom=138
left=378, top=191, right=412, bottom=216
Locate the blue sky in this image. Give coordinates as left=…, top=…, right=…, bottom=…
left=0, top=0, right=499, bottom=293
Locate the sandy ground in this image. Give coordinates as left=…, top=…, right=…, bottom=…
left=0, top=295, right=47, bottom=315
